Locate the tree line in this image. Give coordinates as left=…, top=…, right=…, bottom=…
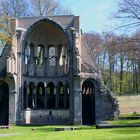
left=84, top=31, right=140, bottom=95
left=83, top=0, right=140, bottom=95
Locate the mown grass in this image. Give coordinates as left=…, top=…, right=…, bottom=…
left=1, top=125, right=140, bottom=140
left=107, top=119, right=140, bottom=125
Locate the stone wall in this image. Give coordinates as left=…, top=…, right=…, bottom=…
left=17, top=110, right=70, bottom=125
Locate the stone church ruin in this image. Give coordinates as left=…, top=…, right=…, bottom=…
left=0, top=15, right=119, bottom=125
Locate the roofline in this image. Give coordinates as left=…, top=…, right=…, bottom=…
left=16, top=14, right=78, bottom=20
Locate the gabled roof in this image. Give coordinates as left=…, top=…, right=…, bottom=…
left=16, top=15, right=79, bottom=31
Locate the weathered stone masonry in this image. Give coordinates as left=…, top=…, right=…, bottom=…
left=0, top=15, right=119, bottom=125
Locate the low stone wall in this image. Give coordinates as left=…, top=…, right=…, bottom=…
left=18, top=109, right=70, bottom=125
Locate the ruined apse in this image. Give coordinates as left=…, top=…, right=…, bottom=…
left=0, top=15, right=119, bottom=125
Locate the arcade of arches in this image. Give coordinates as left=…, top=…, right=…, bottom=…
left=23, top=81, right=69, bottom=109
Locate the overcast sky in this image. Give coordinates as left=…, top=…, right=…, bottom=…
left=58, top=0, right=118, bottom=33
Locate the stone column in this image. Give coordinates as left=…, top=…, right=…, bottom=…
left=73, top=76, right=82, bottom=125
left=9, top=90, right=17, bottom=125
left=34, top=57, right=37, bottom=75
left=55, top=57, right=58, bottom=75
left=45, top=57, right=48, bottom=75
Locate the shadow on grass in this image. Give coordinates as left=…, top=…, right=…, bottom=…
left=17, top=125, right=96, bottom=133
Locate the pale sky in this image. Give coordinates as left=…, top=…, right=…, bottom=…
left=58, top=0, right=117, bottom=33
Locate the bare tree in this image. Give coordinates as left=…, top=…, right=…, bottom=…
left=30, top=0, right=72, bottom=16
left=83, top=32, right=103, bottom=62
left=114, top=0, right=140, bottom=29
left=0, top=0, right=29, bottom=18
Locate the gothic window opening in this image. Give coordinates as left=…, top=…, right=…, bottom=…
left=58, top=45, right=67, bottom=74
left=36, top=82, right=45, bottom=108
left=47, top=82, right=55, bottom=108
left=28, top=82, right=35, bottom=108
left=24, top=43, right=31, bottom=64
left=57, top=82, right=65, bottom=108
left=35, top=45, right=44, bottom=66
left=48, top=46, right=56, bottom=66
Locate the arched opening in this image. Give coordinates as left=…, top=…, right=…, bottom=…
left=82, top=80, right=95, bottom=125
left=57, top=82, right=64, bottom=108
left=0, top=81, right=9, bottom=125
left=48, top=46, right=56, bottom=66
left=36, top=82, right=45, bottom=108
left=24, top=42, right=31, bottom=65
left=28, top=82, right=35, bottom=108
left=35, top=45, right=44, bottom=66
left=23, top=81, right=28, bottom=109
left=47, top=82, right=55, bottom=108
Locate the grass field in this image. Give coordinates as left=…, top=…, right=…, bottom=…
left=117, top=95, right=140, bottom=115
left=1, top=125, right=140, bottom=140
left=1, top=95, right=140, bottom=140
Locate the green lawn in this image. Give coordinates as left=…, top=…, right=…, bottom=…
left=107, top=119, right=140, bottom=125
left=0, top=125, right=140, bottom=140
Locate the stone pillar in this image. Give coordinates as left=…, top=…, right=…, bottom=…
left=45, top=57, right=48, bottom=75
left=68, top=28, right=75, bottom=124
left=9, top=90, right=17, bottom=125
left=34, top=57, right=37, bottom=75
left=55, top=56, right=58, bottom=75
left=73, top=76, right=82, bottom=125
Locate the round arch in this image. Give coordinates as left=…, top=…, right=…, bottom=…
left=82, top=78, right=98, bottom=125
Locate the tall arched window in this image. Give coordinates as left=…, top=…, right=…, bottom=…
left=35, top=45, right=44, bottom=65
left=24, top=43, right=31, bottom=64
left=48, top=46, right=56, bottom=66
left=36, top=82, right=45, bottom=108
left=47, top=82, right=55, bottom=108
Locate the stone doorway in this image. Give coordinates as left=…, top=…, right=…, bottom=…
left=0, top=81, right=9, bottom=125
left=82, top=80, right=95, bottom=125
